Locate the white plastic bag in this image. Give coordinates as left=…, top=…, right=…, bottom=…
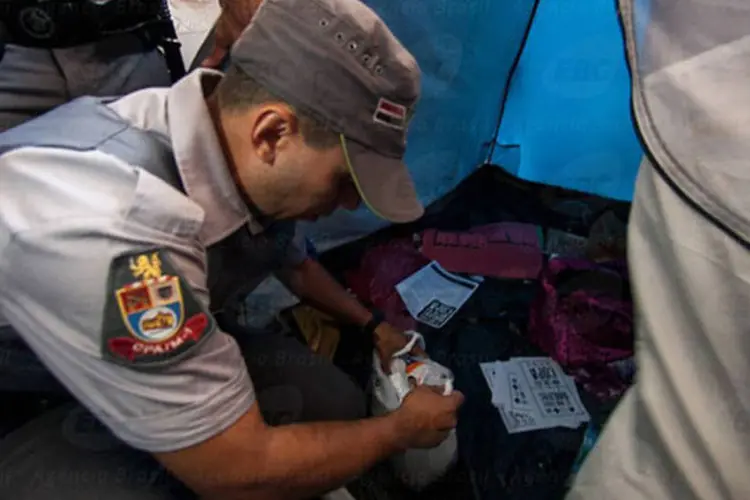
left=371, top=331, right=458, bottom=490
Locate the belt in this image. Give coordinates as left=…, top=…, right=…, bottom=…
left=0, top=0, right=167, bottom=48
left=0, top=0, right=186, bottom=82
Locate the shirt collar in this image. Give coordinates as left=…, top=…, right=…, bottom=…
left=166, top=69, right=265, bottom=245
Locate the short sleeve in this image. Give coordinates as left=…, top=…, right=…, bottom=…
left=281, top=223, right=309, bottom=266
left=0, top=224, right=255, bottom=452
left=0, top=151, right=255, bottom=453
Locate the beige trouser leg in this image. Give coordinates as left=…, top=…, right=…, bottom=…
left=0, top=33, right=172, bottom=132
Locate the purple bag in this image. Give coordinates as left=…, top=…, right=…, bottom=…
left=528, top=257, right=634, bottom=400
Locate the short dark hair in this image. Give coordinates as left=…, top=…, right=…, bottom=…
left=215, top=65, right=340, bottom=149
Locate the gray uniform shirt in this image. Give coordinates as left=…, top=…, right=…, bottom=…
left=0, top=69, right=308, bottom=453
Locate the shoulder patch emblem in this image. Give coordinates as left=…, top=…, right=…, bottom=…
left=101, top=249, right=216, bottom=369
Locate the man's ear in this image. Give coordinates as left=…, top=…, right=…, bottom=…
left=250, top=105, right=299, bottom=165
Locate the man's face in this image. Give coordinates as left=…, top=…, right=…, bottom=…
left=273, top=138, right=362, bottom=221
left=220, top=102, right=362, bottom=221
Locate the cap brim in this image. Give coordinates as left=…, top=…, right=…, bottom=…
left=341, top=136, right=424, bottom=223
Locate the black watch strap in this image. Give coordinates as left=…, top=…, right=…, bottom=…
left=362, top=309, right=385, bottom=336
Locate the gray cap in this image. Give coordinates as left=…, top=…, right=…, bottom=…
left=230, top=0, right=424, bottom=223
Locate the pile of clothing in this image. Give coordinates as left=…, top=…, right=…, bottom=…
left=280, top=166, right=636, bottom=500
left=336, top=211, right=633, bottom=404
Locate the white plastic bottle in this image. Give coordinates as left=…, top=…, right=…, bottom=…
left=371, top=332, right=459, bottom=490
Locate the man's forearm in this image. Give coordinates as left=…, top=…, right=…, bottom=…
left=277, top=258, right=373, bottom=327
left=221, top=414, right=405, bottom=500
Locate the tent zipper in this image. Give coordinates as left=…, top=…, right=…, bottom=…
left=485, top=0, right=542, bottom=163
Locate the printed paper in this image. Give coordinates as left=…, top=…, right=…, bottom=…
left=396, top=261, right=480, bottom=328
left=480, top=357, right=590, bottom=434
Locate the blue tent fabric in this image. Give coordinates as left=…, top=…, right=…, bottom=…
left=301, top=0, right=642, bottom=250
left=187, top=0, right=644, bottom=249
left=300, top=0, right=539, bottom=251
left=493, top=0, right=643, bottom=201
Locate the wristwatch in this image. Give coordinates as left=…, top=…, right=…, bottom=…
left=362, top=309, right=385, bottom=336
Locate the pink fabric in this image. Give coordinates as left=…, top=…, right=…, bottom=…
left=344, top=239, right=430, bottom=331
left=420, top=223, right=543, bottom=279
left=528, top=257, right=634, bottom=400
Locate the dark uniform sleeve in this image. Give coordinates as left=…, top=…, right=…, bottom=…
left=281, top=222, right=309, bottom=266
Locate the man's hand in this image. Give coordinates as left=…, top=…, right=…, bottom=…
left=392, top=385, right=464, bottom=449
left=277, top=258, right=424, bottom=370
left=202, top=0, right=263, bottom=68
left=374, top=322, right=426, bottom=372
left=155, top=389, right=461, bottom=499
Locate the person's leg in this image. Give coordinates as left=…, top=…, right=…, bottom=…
left=237, top=332, right=368, bottom=425
left=0, top=45, right=68, bottom=132
left=0, top=33, right=172, bottom=133
left=0, top=325, right=67, bottom=394
left=237, top=332, right=369, bottom=500
left=0, top=329, right=366, bottom=499
left=0, top=326, right=192, bottom=500
left=0, top=402, right=194, bottom=500
left=55, top=33, right=172, bottom=98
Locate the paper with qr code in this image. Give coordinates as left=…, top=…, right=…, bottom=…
left=480, top=357, right=590, bottom=433
left=396, top=261, right=480, bottom=328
